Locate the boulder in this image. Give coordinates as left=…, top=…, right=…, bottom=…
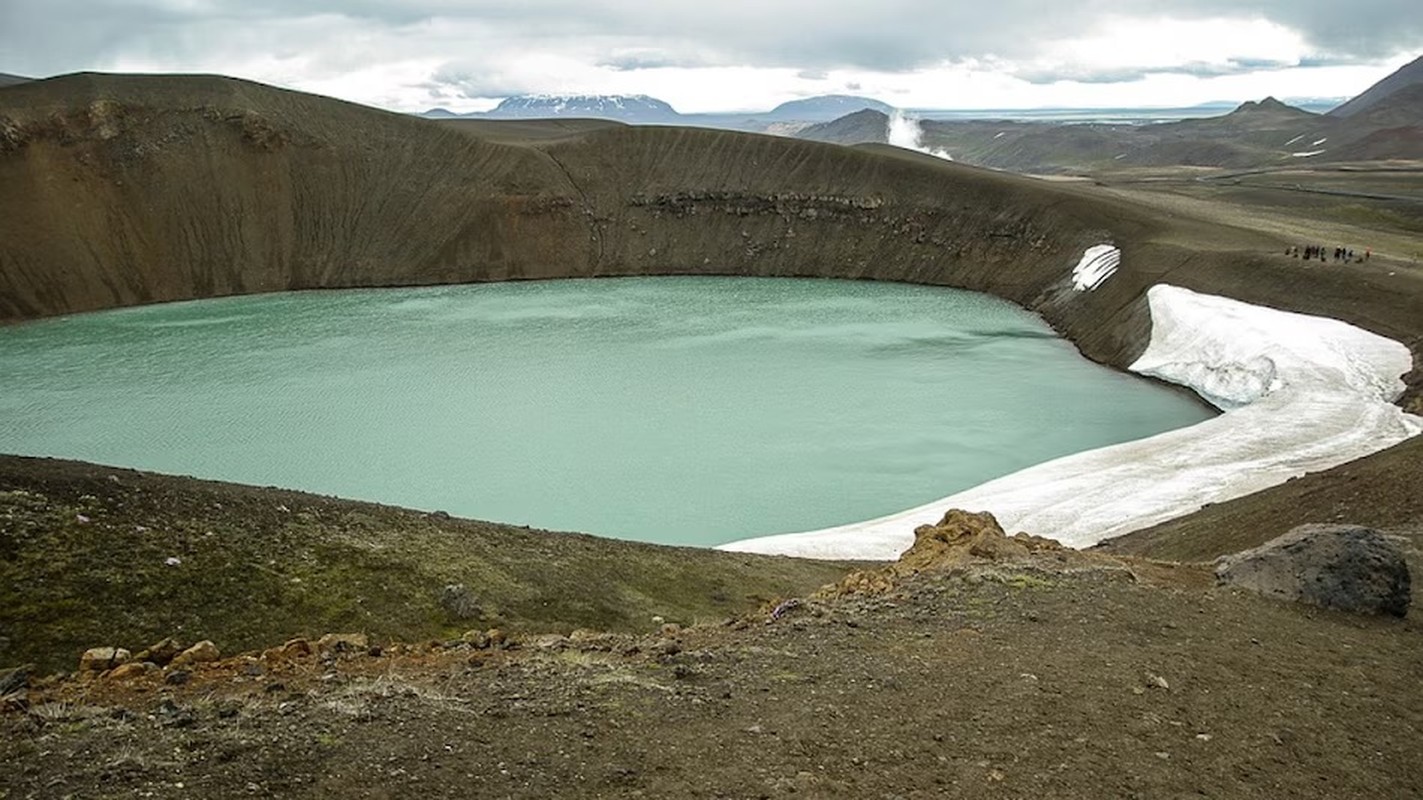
left=133, top=637, right=184, bottom=667
left=169, top=640, right=221, bottom=668
left=1216, top=524, right=1410, bottom=616
left=79, top=647, right=131, bottom=672
left=439, top=584, right=482, bottom=619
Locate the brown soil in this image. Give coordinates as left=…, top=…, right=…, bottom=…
left=4, top=544, right=1420, bottom=799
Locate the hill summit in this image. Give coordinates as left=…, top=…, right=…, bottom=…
left=765, top=95, right=895, bottom=122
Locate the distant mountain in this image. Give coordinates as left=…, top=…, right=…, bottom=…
left=421, top=107, right=460, bottom=119
left=1224, top=96, right=1317, bottom=121
left=793, top=92, right=1385, bottom=173
left=764, top=95, right=894, bottom=122
left=1328, top=55, right=1423, bottom=118
left=485, top=94, right=680, bottom=123
left=796, top=109, right=890, bottom=146
left=0, top=73, right=32, bottom=88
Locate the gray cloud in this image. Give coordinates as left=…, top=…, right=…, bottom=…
left=1014, top=58, right=1304, bottom=85
left=596, top=50, right=711, bottom=72
left=2, top=0, right=1418, bottom=86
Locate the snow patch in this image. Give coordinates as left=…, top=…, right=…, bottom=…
left=719, top=285, right=1420, bottom=560
left=1284, top=133, right=1305, bottom=146
left=1311, top=137, right=1328, bottom=146
left=1071, top=245, right=1121, bottom=291
left=1292, top=149, right=1326, bottom=158
left=887, top=110, right=953, bottom=161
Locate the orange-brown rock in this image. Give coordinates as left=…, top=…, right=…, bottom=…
left=78, top=647, right=131, bottom=672
left=899, top=509, right=1065, bottom=573
left=133, top=637, right=184, bottom=667
left=817, top=510, right=1079, bottom=599
left=169, top=640, right=220, bottom=668
left=106, top=662, right=155, bottom=681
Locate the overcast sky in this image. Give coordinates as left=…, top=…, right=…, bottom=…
left=1, top=1, right=1418, bottom=112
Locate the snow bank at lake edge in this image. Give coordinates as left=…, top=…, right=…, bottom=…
left=719, top=285, right=1421, bottom=560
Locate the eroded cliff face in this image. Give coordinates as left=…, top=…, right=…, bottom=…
left=1, top=74, right=1417, bottom=387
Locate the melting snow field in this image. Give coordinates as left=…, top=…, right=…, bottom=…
left=722, top=284, right=1421, bottom=560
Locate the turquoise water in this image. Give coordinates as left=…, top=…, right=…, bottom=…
left=0, top=277, right=1213, bottom=546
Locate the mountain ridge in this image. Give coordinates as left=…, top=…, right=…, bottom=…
left=1329, top=54, right=1423, bottom=118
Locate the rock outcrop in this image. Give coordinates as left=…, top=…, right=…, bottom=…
left=1215, top=524, right=1411, bottom=616
left=818, top=509, right=1103, bottom=597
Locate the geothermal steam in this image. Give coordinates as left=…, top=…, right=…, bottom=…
left=888, top=110, right=953, bottom=161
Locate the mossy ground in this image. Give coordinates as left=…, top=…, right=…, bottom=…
left=0, top=456, right=857, bottom=673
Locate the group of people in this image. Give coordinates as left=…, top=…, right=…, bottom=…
left=1287, top=244, right=1370, bottom=263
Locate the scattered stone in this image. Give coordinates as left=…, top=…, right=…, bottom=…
left=533, top=634, right=569, bottom=650
left=461, top=629, right=490, bottom=649
left=659, top=623, right=681, bottom=637
left=134, top=637, right=184, bottom=667
left=170, top=640, right=220, bottom=668
left=1147, top=674, right=1169, bottom=690
left=165, top=669, right=192, bottom=686
left=156, top=699, right=197, bottom=728
left=281, top=638, right=313, bottom=658
left=79, top=647, right=131, bottom=672
left=0, top=664, right=34, bottom=695
left=164, top=556, right=182, bottom=567
left=315, top=633, right=369, bottom=654
left=1215, top=524, right=1411, bottom=616
left=486, top=629, right=507, bottom=648
left=106, top=662, right=155, bottom=681
left=654, top=638, right=682, bottom=657
left=0, top=690, right=28, bottom=712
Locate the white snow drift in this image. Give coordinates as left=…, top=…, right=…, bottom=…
left=720, top=285, right=1420, bottom=560
left=1071, top=245, right=1121, bottom=291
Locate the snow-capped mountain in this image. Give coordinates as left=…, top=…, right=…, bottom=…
left=485, top=94, right=681, bottom=123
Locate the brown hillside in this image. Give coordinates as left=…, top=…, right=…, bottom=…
left=3, top=73, right=1418, bottom=372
